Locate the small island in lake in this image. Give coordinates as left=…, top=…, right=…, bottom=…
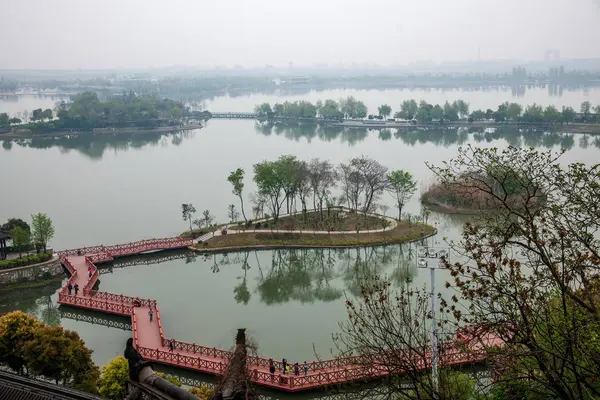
left=421, top=169, right=546, bottom=214
left=193, top=209, right=435, bottom=251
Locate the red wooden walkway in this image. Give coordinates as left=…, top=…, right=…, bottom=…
left=56, top=237, right=502, bottom=392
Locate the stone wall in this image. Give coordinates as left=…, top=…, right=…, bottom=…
left=0, top=257, right=64, bottom=286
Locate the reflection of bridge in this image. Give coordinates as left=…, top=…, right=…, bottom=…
left=97, top=249, right=195, bottom=274
left=57, top=236, right=502, bottom=392
left=59, top=309, right=132, bottom=331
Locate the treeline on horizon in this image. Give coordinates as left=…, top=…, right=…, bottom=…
left=0, top=91, right=189, bottom=131
left=254, top=98, right=600, bottom=124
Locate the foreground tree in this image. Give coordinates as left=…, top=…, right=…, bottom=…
left=181, top=203, right=196, bottom=236
left=24, top=325, right=99, bottom=390
left=429, top=145, right=600, bottom=399
left=97, top=356, right=129, bottom=399
left=31, top=213, right=55, bottom=251
left=334, top=275, right=483, bottom=400
left=227, top=168, right=248, bottom=222
left=10, top=226, right=31, bottom=257
left=387, top=170, right=418, bottom=220
left=0, top=311, right=44, bottom=374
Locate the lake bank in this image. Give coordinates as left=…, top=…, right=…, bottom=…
left=0, top=124, right=202, bottom=139
left=195, top=221, right=436, bottom=251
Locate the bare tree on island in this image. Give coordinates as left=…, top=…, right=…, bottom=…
left=428, top=145, right=600, bottom=399
left=181, top=203, right=196, bottom=237
left=228, top=168, right=248, bottom=223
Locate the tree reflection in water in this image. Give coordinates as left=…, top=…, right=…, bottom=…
left=254, top=122, right=584, bottom=150
left=1, top=130, right=195, bottom=159
left=202, top=244, right=423, bottom=306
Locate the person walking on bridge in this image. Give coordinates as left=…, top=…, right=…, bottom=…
left=169, top=340, right=174, bottom=352
left=67, top=282, right=73, bottom=295
left=269, top=359, right=275, bottom=380
left=282, top=358, right=287, bottom=374
left=148, top=308, right=154, bottom=322
left=74, top=283, right=79, bottom=295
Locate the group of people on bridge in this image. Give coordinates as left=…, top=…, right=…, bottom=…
left=67, top=282, right=79, bottom=295
left=269, top=358, right=309, bottom=378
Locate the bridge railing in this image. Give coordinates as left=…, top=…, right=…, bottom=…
left=83, top=256, right=99, bottom=296
left=160, top=339, right=233, bottom=361
left=132, top=310, right=139, bottom=346
left=137, top=346, right=228, bottom=375
left=156, top=306, right=165, bottom=342
left=60, top=257, right=78, bottom=295
left=88, top=290, right=157, bottom=310
left=56, top=237, right=193, bottom=259
left=57, top=246, right=106, bottom=257
left=57, top=292, right=134, bottom=316
left=87, top=252, right=113, bottom=264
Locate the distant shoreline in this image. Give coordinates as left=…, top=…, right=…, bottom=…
left=328, top=120, right=600, bottom=133
left=0, top=124, right=202, bottom=139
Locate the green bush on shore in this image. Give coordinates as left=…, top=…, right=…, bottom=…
left=0, top=252, right=52, bottom=270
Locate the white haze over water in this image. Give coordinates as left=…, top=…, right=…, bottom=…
left=1, top=0, right=600, bottom=69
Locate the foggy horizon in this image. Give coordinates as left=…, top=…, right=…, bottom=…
left=2, top=0, right=600, bottom=70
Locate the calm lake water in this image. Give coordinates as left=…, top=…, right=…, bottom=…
left=1, top=88, right=599, bottom=388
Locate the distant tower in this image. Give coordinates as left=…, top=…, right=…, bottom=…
left=288, top=61, right=293, bottom=69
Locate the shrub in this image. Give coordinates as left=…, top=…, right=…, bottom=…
left=98, top=356, right=129, bottom=399
left=156, top=372, right=182, bottom=387
left=189, top=385, right=214, bottom=400
left=0, top=251, right=52, bottom=270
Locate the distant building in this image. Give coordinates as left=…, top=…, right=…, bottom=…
left=272, top=76, right=310, bottom=86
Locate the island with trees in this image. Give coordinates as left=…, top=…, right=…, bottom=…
left=250, top=98, right=600, bottom=133
left=420, top=149, right=547, bottom=214
left=181, top=155, right=435, bottom=250
left=0, top=91, right=206, bottom=137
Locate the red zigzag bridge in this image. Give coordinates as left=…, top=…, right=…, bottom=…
left=57, top=237, right=502, bottom=392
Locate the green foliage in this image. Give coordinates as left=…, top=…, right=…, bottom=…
left=0, top=311, right=44, bottom=373
left=10, top=226, right=31, bottom=257
left=0, top=251, right=52, bottom=270
left=1, top=217, right=30, bottom=233
left=31, top=213, right=55, bottom=251
left=443, top=101, right=459, bottom=121
left=98, top=356, right=129, bottom=399
left=54, top=91, right=188, bottom=130
left=181, top=203, right=196, bottom=235
left=377, top=104, right=392, bottom=118
left=561, top=105, right=576, bottom=124
left=269, top=100, right=317, bottom=118
left=189, top=385, right=215, bottom=400
left=317, top=99, right=344, bottom=119
left=387, top=170, right=417, bottom=220
left=227, top=168, right=247, bottom=221
left=24, top=325, right=98, bottom=389
left=254, top=103, right=272, bottom=116
left=156, top=372, right=182, bottom=386
left=339, top=96, right=368, bottom=119
left=410, top=370, right=481, bottom=400
left=0, top=113, right=9, bottom=127
left=400, top=99, right=419, bottom=120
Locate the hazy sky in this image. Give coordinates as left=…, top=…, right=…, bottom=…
left=2, top=0, right=599, bottom=69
